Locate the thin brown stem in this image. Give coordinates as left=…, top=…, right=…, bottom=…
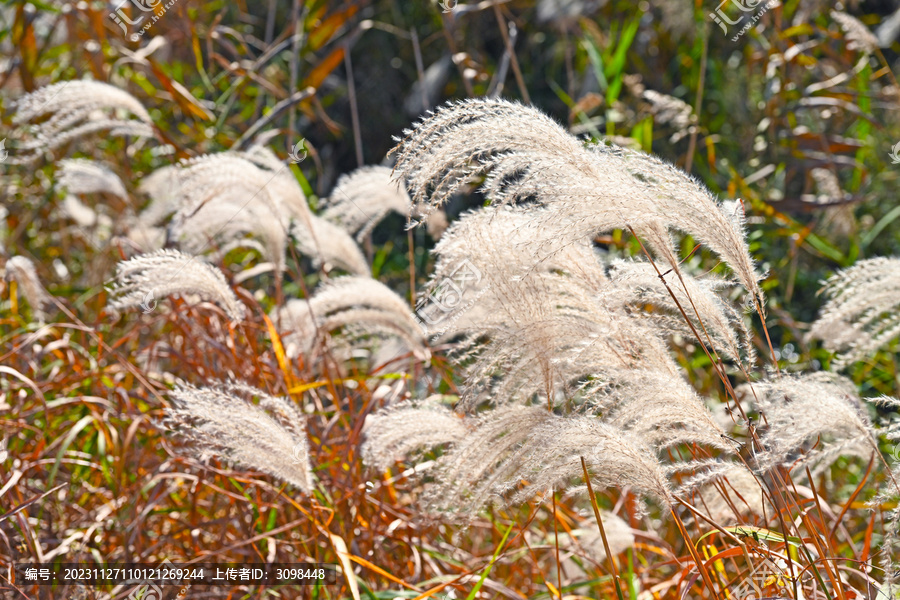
left=552, top=493, right=563, bottom=600
left=580, top=457, right=625, bottom=600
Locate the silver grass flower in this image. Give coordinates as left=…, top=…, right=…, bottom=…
left=108, top=249, right=246, bottom=322
left=560, top=511, right=634, bottom=573
left=3, top=256, right=55, bottom=320
left=417, top=406, right=673, bottom=518
left=164, top=382, right=313, bottom=493
left=292, top=215, right=370, bottom=276
left=58, top=159, right=128, bottom=200
left=832, top=10, right=879, bottom=54
left=602, top=371, right=736, bottom=454
left=138, top=165, right=181, bottom=225
left=744, top=373, right=875, bottom=472
left=391, top=98, right=762, bottom=302
left=609, top=259, right=754, bottom=365
left=642, top=89, right=698, bottom=143
left=61, top=194, right=101, bottom=229
left=166, top=151, right=310, bottom=270
left=173, top=192, right=289, bottom=271
left=807, top=257, right=900, bottom=368
left=173, top=151, right=309, bottom=224
left=272, top=276, right=427, bottom=360
left=424, top=209, right=449, bottom=240
left=121, top=218, right=166, bottom=253
left=423, top=206, right=675, bottom=411
left=360, top=400, right=467, bottom=471
left=11, top=80, right=154, bottom=162
left=321, top=166, right=413, bottom=241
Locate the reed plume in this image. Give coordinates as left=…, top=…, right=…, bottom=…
left=360, top=399, right=466, bottom=471
left=58, top=159, right=129, bottom=201
left=807, top=257, right=900, bottom=368
left=363, top=404, right=673, bottom=519
left=642, top=89, right=697, bottom=143
left=138, top=165, right=181, bottom=225
left=272, top=276, right=427, bottom=360
left=11, top=81, right=154, bottom=163
left=422, top=206, right=673, bottom=410
left=3, top=256, right=55, bottom=320
left=321, top=166, right=413, bottom=241
left=832, top=10, right=879, bottom=53
left=166, top=151, right=310, bottom=271
left=423, top=407, right=674, bottom=518
left=164, top=382, right=314, bottom=493
left=609, top=259, right=754, bottom=365
left=744, top=373, right=875, bottom=472
left=292, top=216, right=370, bottom=276
left=560, top=511, right=634, bottom=572
left=108, top=249, right=246, bottom=322
left=391, top=98, right=762, bottom=302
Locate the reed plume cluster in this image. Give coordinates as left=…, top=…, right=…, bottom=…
left=808, top=256, right=900, bottom=368
left=10, top=80, right=154, bottom=163
left=164, top=382, right=314, bottom=493
left=8, top=66, right=900, bottom=599
left=107, top=248, right=246, bottom=322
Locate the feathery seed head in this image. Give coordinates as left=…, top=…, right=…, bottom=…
left=108, top=249, right=246, bottom=322
left=808, top=257, right=900, bottom=368
left=11, top=81, right=154, bottom=162
left=832, top=10, right=879, bottom=53
left=3, top=256, right=55, bottom=320
left=321, top=166, right=413, bottom=241
left=58, top=159, right=128, bottom=200
left=164, top=382, right=314, bottom=493
left=391, top=98, right=762, bottom=303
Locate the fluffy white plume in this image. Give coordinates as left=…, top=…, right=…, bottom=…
left=361, top=400, right=467, bottom=471
left=321, top=166, right=412, bottom=240
left=168, top=151, right=309, bottom=270
left=3, top=256, right=55, bottom=320
left=609, top=259, right=754, bottom=365
left=138, top=165, right=181, bottom=225
left=420, top=206, right=675, bottom=411
left=642, top=89, right=697, bottom=143
left=11, top=81, right=154, bottom=162
left=108, top=249, right=245, bottom=321
left=292, top=215, right=370, bottom=276
left=420, top=407, right=674, bottom=518
left=832, top=10, right=879, bottom=53
left=58, top=159, right=128, bottom=200
left=392, top=98, right=762, bottom=302
left=164, top=382, right=314, bottom=493
left=272, top=276, right=427, bottom=360
left=560, top=511, right=635, bottom=576
left=808, top=257, right=900, bottom=368
left=742, top=373, right=875, bottom=472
